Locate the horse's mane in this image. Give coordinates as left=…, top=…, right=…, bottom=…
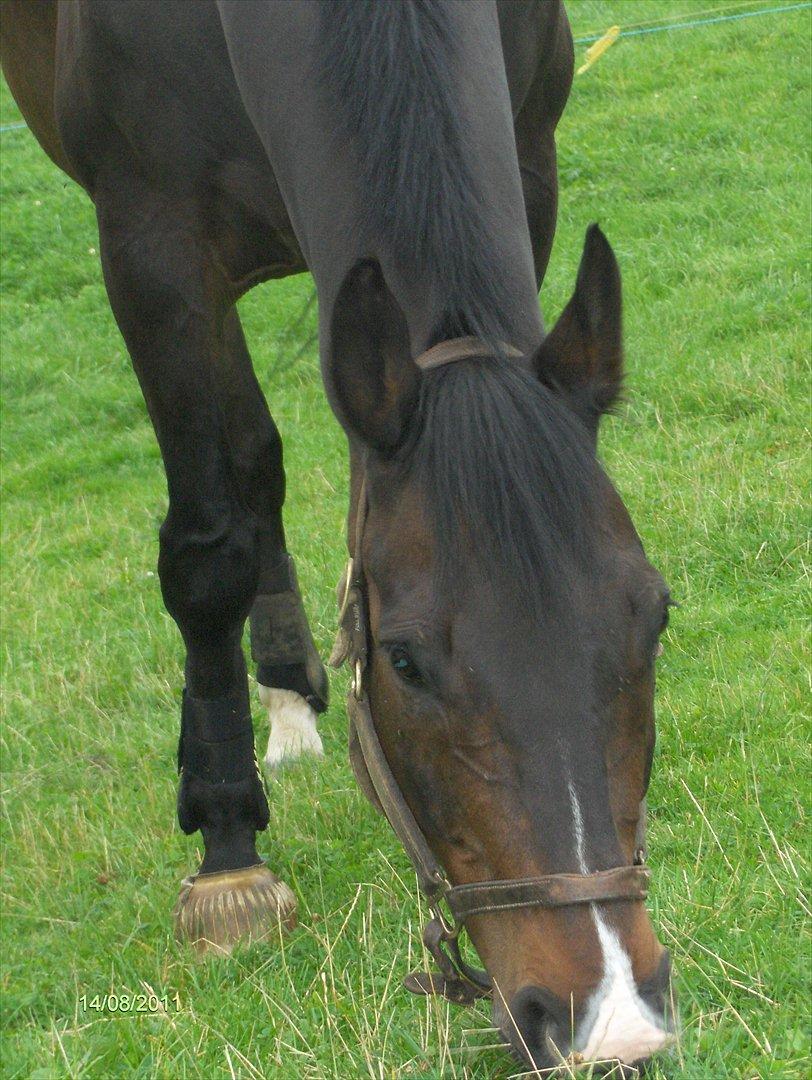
left=401, top=358, right=600, bottom=611
left=320, top=0, right=515, bottom=350
left=321, top=4, right=597, bottom=603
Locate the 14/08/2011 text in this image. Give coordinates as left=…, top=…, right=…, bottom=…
left=80, top=993, right=181, bottom=1013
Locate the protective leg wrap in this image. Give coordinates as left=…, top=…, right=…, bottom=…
left=176, top=689, right=269, bottom=837
left=250, top=553, right=329, bottom=713
left=178, top=689, right=258, bottom=784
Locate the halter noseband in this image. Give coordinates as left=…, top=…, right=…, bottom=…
left=330, top=336, right=650, bottom=1005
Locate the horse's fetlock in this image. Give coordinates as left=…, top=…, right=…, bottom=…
left=177, top=770, right=269, bottom=836
left=261, top=687, right=323, bottom=769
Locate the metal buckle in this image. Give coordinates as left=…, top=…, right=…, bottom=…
left=421, top=912, right=492, bottom=1003
left=429, top=894, right=460, bottom=941
left=337, top=557, right=354, bottom=623
left=352, top=659, right=363, bottom=700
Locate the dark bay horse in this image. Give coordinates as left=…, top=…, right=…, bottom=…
left=2, top=0, right=676, bottom=1069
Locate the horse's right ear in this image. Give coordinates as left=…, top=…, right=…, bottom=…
left=328, top=259, right=418, bottom=451
left=533, top=224, right=623, bottom=437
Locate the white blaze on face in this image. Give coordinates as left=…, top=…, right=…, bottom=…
left=260, top=685, right=323, bottom=769
left=566, top=781, right=674, bottom=1065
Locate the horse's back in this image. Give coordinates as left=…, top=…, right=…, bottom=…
left=0, top=0, right=79, bottom=183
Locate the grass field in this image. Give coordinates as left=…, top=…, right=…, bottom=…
left=1, top=2, right=810, bottom=1077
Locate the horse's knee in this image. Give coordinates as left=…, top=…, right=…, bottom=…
left=253, top=421, right=284, bottom=493
left=158, top=506, right=260, bottom=641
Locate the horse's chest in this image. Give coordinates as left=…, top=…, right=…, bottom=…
left=206, top=159, right=306, bottom=294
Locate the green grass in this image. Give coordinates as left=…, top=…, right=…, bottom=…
left=1, top=2, right=809, bottom=1076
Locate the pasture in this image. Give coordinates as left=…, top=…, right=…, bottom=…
left=1, top=1, right=809, bottom=1076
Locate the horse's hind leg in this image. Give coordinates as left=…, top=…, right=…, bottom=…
left=216, top=308, right=328, bottom=769
left=514, top=10, right=573, bottom=289
left=0, top=1, right=82, bottom=185
left=95, top=184, right=295, bottom=953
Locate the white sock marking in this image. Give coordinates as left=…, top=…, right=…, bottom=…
left=260, top=685, right=323, bottom=769
left=567, top=780, right=674, bottom=1064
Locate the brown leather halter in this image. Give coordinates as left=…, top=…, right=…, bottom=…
left=330, top=336, right=651, bottom=1005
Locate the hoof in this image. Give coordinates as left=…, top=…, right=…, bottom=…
left=174, top=862, right=297, bottom=955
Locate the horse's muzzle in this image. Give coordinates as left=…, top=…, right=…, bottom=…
left=496, top=951, right=675, bottom=1074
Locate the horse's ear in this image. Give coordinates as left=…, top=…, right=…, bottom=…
left=328, top=258, right=418, bottom=451
left=533, top=224, right=623, bottom=435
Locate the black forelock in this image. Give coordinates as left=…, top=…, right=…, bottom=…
left=399, top=358, right=601, bottom=612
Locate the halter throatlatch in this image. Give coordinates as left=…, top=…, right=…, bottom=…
left=330, top=336, right=651, bottom=1006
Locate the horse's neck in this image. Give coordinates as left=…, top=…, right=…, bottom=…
left=218, top=2, right=542, bottom=355
left=323, top=3, right=543, bottom=354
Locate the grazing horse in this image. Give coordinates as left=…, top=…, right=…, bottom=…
left=1, top=0, right=677, bottom=1070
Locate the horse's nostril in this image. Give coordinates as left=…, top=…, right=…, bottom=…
left=638, top=948, right=676, bottom=1023
left=506, top=985, right=573, bottom=1067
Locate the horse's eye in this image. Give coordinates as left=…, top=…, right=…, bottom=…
left=654, top=600, right=674, bottom=658
left=388, top=644, right=421, bottom=683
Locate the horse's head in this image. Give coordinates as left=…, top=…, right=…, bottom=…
left=328, top=226, right=675, bottom=1070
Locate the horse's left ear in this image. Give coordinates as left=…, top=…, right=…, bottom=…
left=533, top=224, right=623, bottom=436
left=328, top=258, right=418, bottom=451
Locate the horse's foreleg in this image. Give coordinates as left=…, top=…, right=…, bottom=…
left=216, top=309, right=328, bottom=770
left=95, top=187, right=296, bottom=953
